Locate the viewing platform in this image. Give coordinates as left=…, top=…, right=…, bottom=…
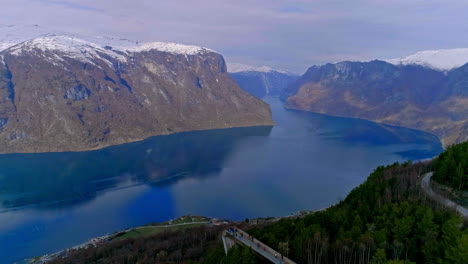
left=222, top=228, right=297, bottom=264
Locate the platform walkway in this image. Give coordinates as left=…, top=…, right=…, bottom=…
left=223, top=228, right=296, bottom=264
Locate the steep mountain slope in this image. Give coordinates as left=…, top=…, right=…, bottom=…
left=0, top=36, right=273, bottom=153
left=387, top=48, right=468, bottom=71
left=283, top=60, right=468, bottom=147
left=228, top=63, right=298, bottom=98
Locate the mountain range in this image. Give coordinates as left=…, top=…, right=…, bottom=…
left=0, top=35, right=273, bottom=153
left=282, top=51, right=468, bottom=147
left=386, top=48, right=468, bottom=71
left=227, top=63, right=299, bottom=98
left=2, top=24, right=468, bottom=152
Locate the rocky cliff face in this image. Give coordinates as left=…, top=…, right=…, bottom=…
left=283, top=60, right=468, bottom=147
left=0, top=36, right=273, bottom=153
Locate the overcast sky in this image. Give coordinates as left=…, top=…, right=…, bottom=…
left=1, top=0, right=468, bottom=73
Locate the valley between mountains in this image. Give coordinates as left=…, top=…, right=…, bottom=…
left=2, top=28, right=468, bottom=154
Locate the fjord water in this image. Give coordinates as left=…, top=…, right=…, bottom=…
left=0, top=97, right=442, bottom=263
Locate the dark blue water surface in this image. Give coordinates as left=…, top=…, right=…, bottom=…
left=0, top=97, right=442, bottom=263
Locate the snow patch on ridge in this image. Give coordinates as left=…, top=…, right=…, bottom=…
left=0, top=42, right=15, bottom=52
left=0, top=24, right=216, bottom=57
left=0, top=24, right=66, bottom=51
left=7, top=35, right=127, bottom=66
left=227, top=63, right=293, bottom=75
left=386, top=48, right=468, bottom=71
left=126, top=42, right=215, bottom=55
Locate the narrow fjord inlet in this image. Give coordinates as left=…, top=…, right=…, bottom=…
left=2, top=2, right=468, bottom=263
left=0, top=97, right=442, bottom=263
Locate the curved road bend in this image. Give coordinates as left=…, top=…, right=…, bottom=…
left=421, top=172, right=468, bottom=218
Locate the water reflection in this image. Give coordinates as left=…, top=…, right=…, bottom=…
left=288, top=109, right=442, bottom=159
left=0, top=126, right=273, bottom=210
left=0, top=97, right=444, bottom=263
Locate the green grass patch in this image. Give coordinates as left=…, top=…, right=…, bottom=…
left=153, top=216, right=209, bottom=226
left=112, top=223, right=207, bottom=241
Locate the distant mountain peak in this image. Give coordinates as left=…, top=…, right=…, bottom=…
left=6, top=35, right=128, bottom=67
left=126, top=41, right=215, bottom=55
left=3, top=33, right=220, bottom=70
left=0, top=24, right=63, bottom=51
left=386, top=48, right=468, bottom=71
left=0, top=24, right=215, bottom=57
left=227, top=62, right=294, bottom=75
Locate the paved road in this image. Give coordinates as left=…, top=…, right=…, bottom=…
left=226, top=228, right=296, bottom=264
left=421, top=172, right=468, bottom=218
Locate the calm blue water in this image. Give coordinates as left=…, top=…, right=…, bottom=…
left=0, top=97, right=442, bottom=263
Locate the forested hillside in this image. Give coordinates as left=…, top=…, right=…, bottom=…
left=244, top=162, right=468, bottom=264
left=433, top=141, right=468, bottom=190
left=49, top=158, right=468, bottom=264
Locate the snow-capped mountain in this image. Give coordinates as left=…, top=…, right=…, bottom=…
left=0, top=24, right=55, bottom=51
left=5, top=35, right=216, bottom=69
left=0, top=35, right=272, bottom=153
left=282, top=59, right=468, bottom=147
left=0, top=24, right=219, bottom=57
left=227, top=62, right=292, bottom=75
left=0, top=24, right=144, bottom=53
left=7, top=36, right=128, bottom=68
left=227, top=63, right=299, bottom=98
left=127, top=42, right=215, bottom=55
left=386, top=48, right=468, bottom=71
